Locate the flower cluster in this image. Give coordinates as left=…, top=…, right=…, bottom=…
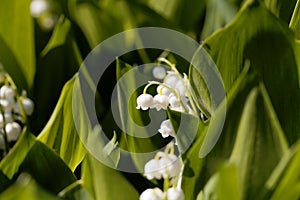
left=140, top=142, right=184, bottom=200
left=136, top=58, right=197, bottom=139
left=0, top=76, right=34, bottom=156
left=30, top=0, right=61, bottom=31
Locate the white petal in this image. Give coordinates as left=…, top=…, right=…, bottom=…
left=144, top=159, right=161, bottom=180
left=158, top=119, right=175, bottom=138
left=153, top=94, right=169, bottom=111
left=168, top=93, right=181, bottom=108
left=5, top=122, right=21, bottom=142
left=167, top=154, right=181, bottom=178
left=0, top=85, right=15, bottom=99
left=136, top=94, right=154, bottom=110
left=30, top=0, right=50, bottom=18
left=167, top=188, right=185, bottom=200
left=140, top=188, right=165, bottom=200
left=156, top=85, right=171, bottom=96
left=164, top=74, right=180, bottom=88
left=153, top=66, right=166, bottom=79
left=22, top=98, right=35, bottom=116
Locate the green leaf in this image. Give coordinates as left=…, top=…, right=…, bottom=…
left=182, top=65, right=251, bottom=200
left=264, top=0, right=298, bottom=22
left=32, top=18, right=81, bottom=133
left=0, top=128, right=36, bottom=179
left=196, top=164, right=241, bottom=200
left=70, top=2, right=123, bottom=48
left=0, top=174, right=59, bottom=200
left=37, top=75, right=87, bottom=171
left=82, top=153, right=139, bottom=200
left=0, top=0, right=35, bottom=89
left=19, top=141, right=77, bottom=194
left=268, top=142, right=300, bottom=200
left=102, top=131, right=120, bottom=168
left=290, top=0, right=300, bottom=39
left=204, top=1, right=300, bottom=143
left=0, top=128, right=77, bottom=194
left=229, top=84, right=288, bottom=199
left=58, top=180, right=93, bottom=200
left=201, top=0, right=238, bottom=39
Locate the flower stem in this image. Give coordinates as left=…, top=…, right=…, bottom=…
left=5, top=74, right=27, bottom=124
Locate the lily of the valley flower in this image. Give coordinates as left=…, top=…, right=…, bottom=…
left=5, top=122, right=21, bottom=142
left=164, top=73, right=180, bottom=88
left=156, top=85, right=172, bottom=96
left=158, top=154, right=181, bottom=179
left=153, top=94, right=169, bottom=111
left=139, top=188, right=165, bottom=200
left=167, top=188, right=185, bottom=200
left=30, top=0, right=50, bottom=18
left=153, top=66, right=166, bottom=80
left=144, top=151, right=181, bottom=180
left=0, top=85, right=15, bottom=99
left=136, top=94, right=154, bottom=110
left=144, top=159, right=162, bottom=180
left=158, top=119, right=175, bottom=138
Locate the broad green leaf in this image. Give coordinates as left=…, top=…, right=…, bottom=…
left=32, top=18, right=81, bottom=133
left=0, top=128, right=77, bottom=194
left=201, top=0, right=238, bottom=39
left=196, top=164, right=241, bottom=200
left=264, top=0, right=298, bottom=22
left=58, top=180, right=93, bottom=200
left=204, top=1, right=300, bottom=143
left=182, top=65, right=251, bottom=200
left=70, top=2, right=123, bottom=48
left=0, top=128, right=36, bottom=179
left=268, top=142, right=300, bottom=200
left=290, top=0, right=300, bottom=39
left=0, top=36, right=28, bottom=91
left=38, top=75, right=86, bottom=171
left=229, top=85, right=288, bottom=199
left=82, top=153, right=139, bottom=200
left=0, top=0, right=35, bottom=89
left=179, top=119, right=207, bottom=200
left=19, top=141, right=77, bottom=194
left=0, top=174, right=59, bottom=200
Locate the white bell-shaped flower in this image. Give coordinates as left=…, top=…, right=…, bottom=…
left=158, top=119, right=175, bottom=138
left=153, top=66, right=166, bottom=79
left=14, top=98, right=35, bottom=116
left=30, top=0, right=50, bottom=18
left=22, top=97, right=35, bottom=116
left=158, top=154, right=181, bottom=179
left=5, top=122, right=21, bottom=142
left=153, top=94, right=169, bottom=111
left=156, top=85, right=172, bottom=96
left=139, top=188, right=165, bottom=200
left=164, top=73, right=180, bottom=88
left=167, top=188, right=185, bottom=200
left=144, top=159, right=161, bottom=180
left=175, top=81, right=185, bottom=97
left=0, top=99, right=14, bottom=113
left=168, top=93, right=181, bottom=108
left=0, top=113, right=14, bottom=129
left=136, top=94, right=154, bottom=110
left=0, top=85, right=15, bottom=99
